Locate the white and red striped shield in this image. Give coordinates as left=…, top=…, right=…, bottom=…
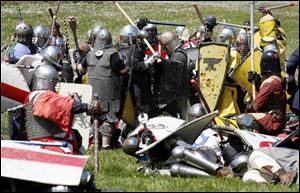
left=1, top=62, right=30, bottom=112
left=1, top=140, right=88, bottom=186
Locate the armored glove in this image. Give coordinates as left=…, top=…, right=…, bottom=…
left=70, top=92, right=82, bottom=102
left=248, top=71, right=262, bottom=91
left=73, top=49, right=86, bottom=64
left=86, top=98, right=103, bottom=116
left=144, top=51, right=160, bottom=68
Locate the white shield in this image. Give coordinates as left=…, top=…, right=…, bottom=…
left=58, top=83, right=92, bottom=155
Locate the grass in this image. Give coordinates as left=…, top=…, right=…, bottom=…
left=1, top=1, right=299, bottom=192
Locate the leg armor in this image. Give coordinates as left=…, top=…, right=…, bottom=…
left=172, top=145, right=222, bottom=175
left=170, top=164, right=212, bottom=177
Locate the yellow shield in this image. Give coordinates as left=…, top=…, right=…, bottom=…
left=198, top=42, right=230, bottom=111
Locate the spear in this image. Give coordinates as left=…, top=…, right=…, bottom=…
left=250, top=1, right=256, bottom=99
left=112, top=1, right=161, bottom=62
left=216, top=21, right=259, bottom=30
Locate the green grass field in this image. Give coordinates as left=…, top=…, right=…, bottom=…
left=1, top=1, right=299, bottom=192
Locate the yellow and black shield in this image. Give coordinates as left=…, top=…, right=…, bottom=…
left=229, top=47, right=262, bottom=96
left=198, top=42, right=230, bottom=111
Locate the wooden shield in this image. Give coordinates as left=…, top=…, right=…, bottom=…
left=229, top=47, right=262, bottom=96
left=58, top=83, right=92, bottom=155
left=198, top=42, right=230, bottom=111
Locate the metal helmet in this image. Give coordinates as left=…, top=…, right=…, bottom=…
left=237, top=32, right=250, bottom=58
left=143, top=23, right=158, bottom=44
left=94, top=28, right=113, bottom=49
left=31, top=64, right=59, bottom=91
left=176, top=26, right=190, bottom=42
left=229, top=152, right=249, bottom=175
left=187, top=103, right=206, bottom=122
left=33, top=24, right=50, bottom=48
left=33, top=24, right=50, bottom=38
left=14, top=21, right=33, bottom=43
left=260, top=50, right=281, bottom=75
left=40, top=46, right=62, bottom=69
left=219, top=27, right=237, bottom=45
left=119, top=24, right=140, bottom=45
left=157, top=31, right=181, bottom=56
left=55, top=37, right=66, bottom=53
left=122, top=136, right=140, bottom=157
left=88, top=25, right=106, bottom=47
left=204, top=15, right=217, bottom=30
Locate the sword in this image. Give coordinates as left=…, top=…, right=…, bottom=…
left=147, top=20, right=185, bottom=27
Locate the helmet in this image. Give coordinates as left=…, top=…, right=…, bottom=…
left=143, top=24, right=157, bottom=44
left=14, top=21, right=33, bottom=43
left=204, top=15, right=217, bottom=30
left=55, top=37, right=66, bottom=53
left=33, top=24, right=50, bottom=38
left=187, top=103, right=206, bottom=122
left=237, top=32, right=250, bottom=58
left=260, top=50, right=281, bottom=75
left=219, top=27, right=237, bottom=45
left=176, top=26, right=190, bottom=42
left=94, top=28, right=113, bottom=49
left=229, top=152, right=249, bottom=175
left=119, top=24, right=140, bottom=45
left=157, top=31, right=181, bottom=56
left=33, top=24, right=50, bottom=48
left=88, top=25, right=106, bottom=47
left=31, top=64, right=59, bottom=91
left=122, top=136, right=140, bottom=157
left=40, top=46, right=62, bottom=69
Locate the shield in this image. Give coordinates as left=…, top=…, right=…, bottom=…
left=1, top=62, right=30, bottom=113
left=229, top=47, right=262, bottom=96
left=198, top=42, right=230, bottom=111
left=1, top=140, right=88, bottom=186
left=158, top=59, right=185, bottom=107
left=58, top=83, right=92, bottom=155
left=134, top=111, right=218, bottom=155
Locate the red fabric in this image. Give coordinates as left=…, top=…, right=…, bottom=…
left=253, top=78, right=285, bottom=135
left=145, top=43, right=167, bottom=59
left=31, top=91, right=74, bottom=133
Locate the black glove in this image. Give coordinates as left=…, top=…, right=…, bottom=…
left=248, top=71, right=260, bottom=82
left=73, top=49, right=86, bottom=64
left=287, top=80, right=298, bottom=95
left=70, top=92, right=82, bottom=102
left=136, top=17, right=149, bottom=30
left=258, top=4, right=272, bottom=15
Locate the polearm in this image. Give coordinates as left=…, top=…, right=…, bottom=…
left=193, top=4, right=205, bottom=25
left=250, top=1, right=256, bottom=99
left=267, top=2, right=295, bottom=11
left=217, top=21, right=259, bottom=30
left=147, top=20, right=185, bottom=27
left=49, top=1, right=62, bottom=46
left=17, top=8, right=23, bottom=21
left=112, top=1, right=161, bottom=62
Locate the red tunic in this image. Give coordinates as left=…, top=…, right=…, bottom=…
left=252, top=76, right=286, bottom=135
left=145, top=43, right=167, bottom=59
left=25, top=91, right=79, bottom=154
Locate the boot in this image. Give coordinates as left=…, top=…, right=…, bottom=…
left=110, top=129, right=122, bottom=149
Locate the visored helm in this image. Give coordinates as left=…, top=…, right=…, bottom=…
left=158, top=31, right=181, bottom=56
left=143, top=23, right=158, bottom=44
left=260, top=50, right=281, bottom=75
left=88, top=25, right=106, bottom=47
left=219, top=27, right=237, bottom=45
left=40, top=46, right=62, bottom=70
left=31, top=64, right=59, bottom=92
left=94, top=28, right=113, bottom=49
left=14, top=21, right=33, bottom=44
left=119, top=24, right=140, bottom=45
left=204, top=15, right=217, bottom=31
left=122, top=136, right=140, bottom=157
left=33, top=24, right=50, bottom=48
